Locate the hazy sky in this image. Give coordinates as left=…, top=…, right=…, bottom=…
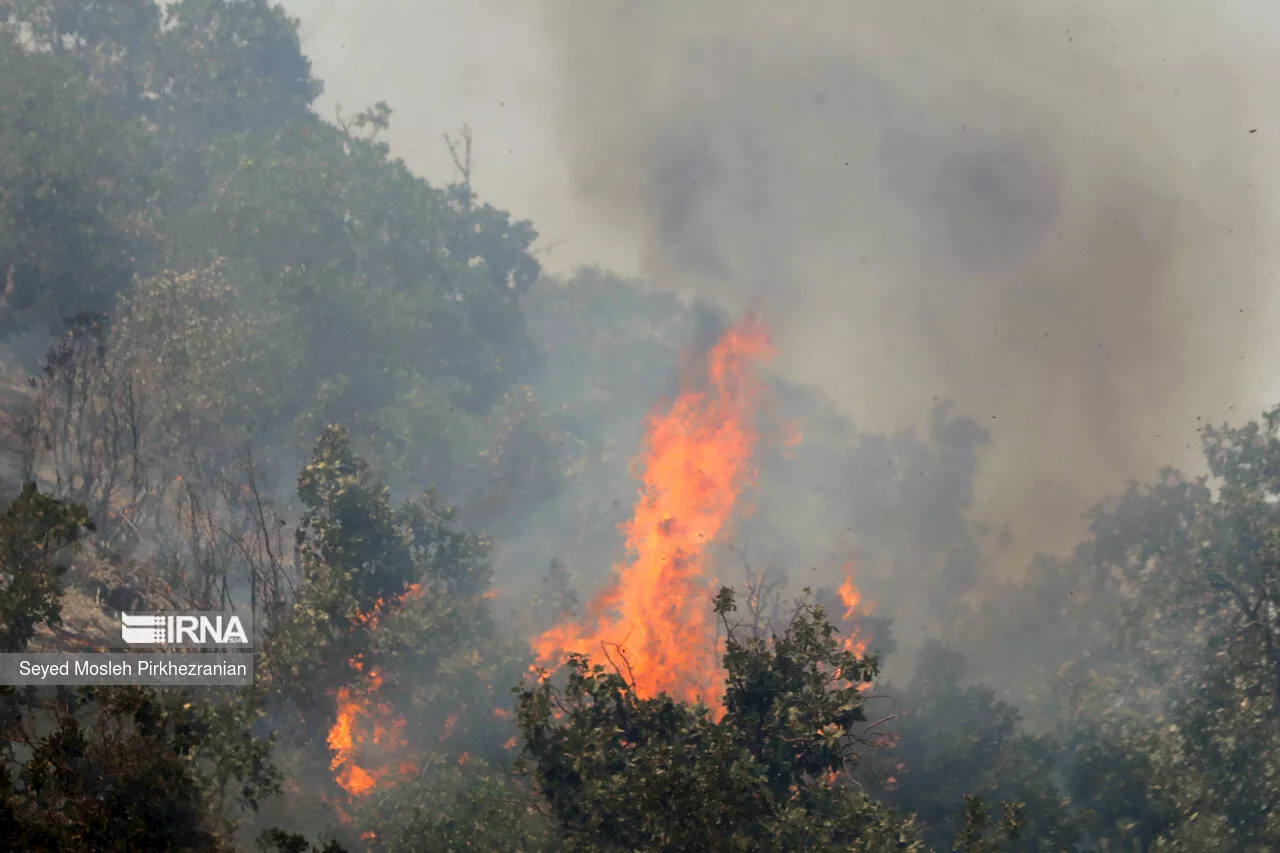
left=279, top=1, right=1280, bottom=573
left=279, top=0, right=640, bottom=276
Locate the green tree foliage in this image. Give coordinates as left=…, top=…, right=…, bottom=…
left=258, top=828, right=349, bottom=853
left=0, top=482, right=92, bottom=652
left=1057, top=410, right=1280, bottom=850
left=0, top=485, right=285, bottom=852
left=515, top=589, right=923, bottom=853
left=2, top=0, right=320, bottom=156
left=294, top=425, right=421, bottom=613
left=832, top=402, right=991, bottom=627
left=0, top=38, right=157, bottom=327
left=267, top=426, right=497, bottom=702
left=948, top=407, right=1280, bottom=851
left=3, top=686, right=282, bottom=851
left=2, top=262, right=291, bottom=608
left=256, top=427, right=545, bottom=851
left=341, top=762, right=554, bottom=853
left=953, top=797, right=1026, bottom=853
left=2, top=0, right=554, bottom=535
left=169, top=110, right=546, bottom=467
left=155, top=0, right=321, bottom=140
left=525, top=268, right=695, bottom=441
left=878, top=643, right=1083, bottom=852
left=4, top=700, right=227, bottom=852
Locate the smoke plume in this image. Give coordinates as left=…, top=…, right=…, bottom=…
left=535, top=0, right=1280, bottom=573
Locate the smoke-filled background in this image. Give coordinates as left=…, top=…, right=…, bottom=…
left=541, top=0, right=1280, bottom=560
left=284, top=0, right=1280, bottom=584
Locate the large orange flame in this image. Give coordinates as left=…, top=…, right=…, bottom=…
left=533, top=317, right=775, bottom=711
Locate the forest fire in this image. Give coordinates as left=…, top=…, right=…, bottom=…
left=533, top=316, right=775, bottom=710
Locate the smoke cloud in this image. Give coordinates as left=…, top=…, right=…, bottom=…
left=534, top=0, right=1280, bottom=573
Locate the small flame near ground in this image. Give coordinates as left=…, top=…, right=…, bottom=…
left=440, top=711, right=460, bottom=742
left=327, top=584, right=423, bottom=797
left=533, top=316, right=775, bottom=713
left=328, top=667, right=417, bottom=796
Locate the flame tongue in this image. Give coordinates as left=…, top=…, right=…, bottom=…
left=838, top=568, right=867, bottom=656
left=835, top=563, right=877, bottom=697
left=534, top=317, right=775, bottom=710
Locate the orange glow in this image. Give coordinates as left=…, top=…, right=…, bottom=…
left=836, top=563, right=871, bottom=657
left=325, top=795, right=353, bottom=826
left=783, top=420, right=804, bottom=447
left=458, top=751, right=472, bottom=766
left=533, top=317, right=775, bottom=714
left=327, top=584, right=421, bottom=797
left=327, top=668, right=416, bottom=796
left=440, top=711, right=460, bottom=741
left=835, top=563, right=879, bottom=695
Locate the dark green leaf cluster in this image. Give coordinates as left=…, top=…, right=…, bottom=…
left=0, top=484, right=280, bottom=852
left=879, top=643, right=1085, bottom=852
left=515, top=589, right=922, bottom=853
left=0, top=482, right=92, bottom=652
left=2, top=0, right=553, bottom=528
left=267, top=426, right=496, bottom=710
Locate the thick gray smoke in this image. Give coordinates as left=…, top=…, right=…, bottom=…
left=535, top=0, right=1280, bottom=575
